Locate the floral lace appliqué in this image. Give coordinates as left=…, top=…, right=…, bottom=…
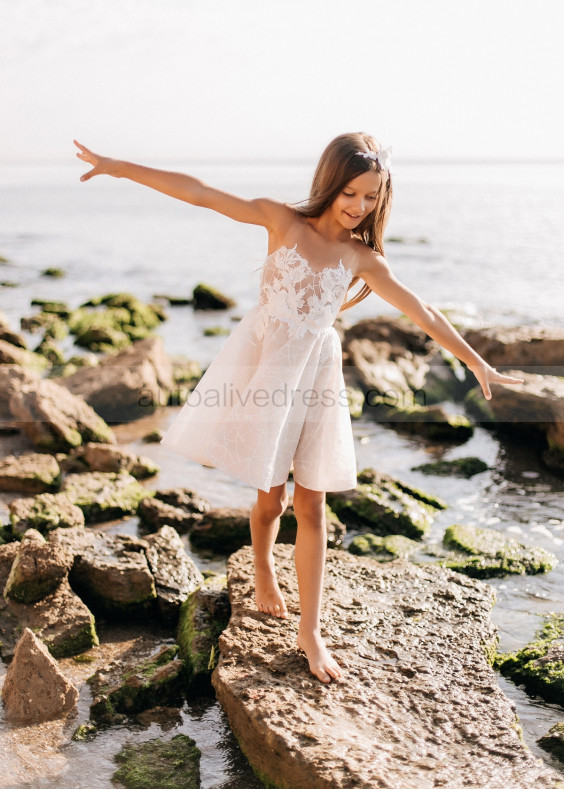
left=258, top=245, right=353, bottom=340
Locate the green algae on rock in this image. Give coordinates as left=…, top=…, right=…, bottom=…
left=327, top=468, right=446, bottom=541
left=192, top=283, right=236, bottom=310
left=61, top=470, right=152, bottom=523
left=112, top=734, right=201, bottom=789
left=412, top=456, right=489, bottom=478
left=538, top=722, right=564, bottom=764
left=88, top=643, right=186, bottom=724
left=496, top=615, right=564, bottom=706
left=348, top=533, right=420, bottom=560
left=439, top=523, right=558, bottom=578
left=9, top=492, right=85, bottom=536
left=0, top=452, right=61, bottom=495
left=177, top=573, right=230, bottom=690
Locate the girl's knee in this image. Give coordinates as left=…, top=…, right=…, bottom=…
left=254, top=487, right=289, bottom=521
left=293, top=485, right=325, bottom=524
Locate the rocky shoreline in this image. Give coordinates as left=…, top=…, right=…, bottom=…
left=1, top=290, right=564, bottom=787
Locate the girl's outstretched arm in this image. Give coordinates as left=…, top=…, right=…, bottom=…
left=357, top=250, right=524, bottom=400
left=74, top=140, right=290, bottom=230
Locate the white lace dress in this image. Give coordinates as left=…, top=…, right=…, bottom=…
left=160, top=244, right=358, bottom=492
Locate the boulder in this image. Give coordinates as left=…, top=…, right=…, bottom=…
left=4, top=528, right=73, bottom=603
left=60, top=442, right=159, bottom=479
left=462, top=325, right=564, bottom=374
left=88, top=643, right=185, bottom=723
left=0, top=452, right=61, bottom=494
left=7, top=369, right=116, bottom=451
left=9, top=491, right=85, bottom=536
left=538, top=722, right=564, bottom=764
left=496, top=614, right=564, bottom=705
left=66, top=531, right=157, bottom=618
left=326, top=468, right=446, bottom=541
left=1, top=628, right=79, bottom=722
left=0, top=338, right=49, bottom=371
left=192, top=283, right=236, bottom=310
left=212, top=544, right=561, bottom=789
left=412, top=456, right=489, bottom=478
left=137, top=488, right=211, bottom=535
left=143, top=526, right=204, bottom=626
left=58, top=336, right=174, bottom=423
left=0, top=539, right=98, bottom=659
left=348, top=533, right=420, bottom=559
left=438, top=523, right=557, bottom=578
left=112, top=734, right=201, bottom=789
left=177, top=573, right=230, bottom=689
left=61, top=470, right=151, bottom=523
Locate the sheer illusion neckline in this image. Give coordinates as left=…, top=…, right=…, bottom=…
left=265, top=244, right=352, bottom=278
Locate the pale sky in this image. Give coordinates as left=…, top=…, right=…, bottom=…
left=1, top=0, right=563, bottom=162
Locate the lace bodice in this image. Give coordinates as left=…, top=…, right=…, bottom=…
left=257, top=245, right=353, bottom=340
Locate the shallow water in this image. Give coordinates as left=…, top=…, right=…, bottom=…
left=1, top=160, right=564, bottom=786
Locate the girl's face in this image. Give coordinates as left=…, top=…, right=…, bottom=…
left=330, top=171, right=382, bottom=230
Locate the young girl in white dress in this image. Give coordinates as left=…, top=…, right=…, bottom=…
left=75, top=133, right=522, bottom=684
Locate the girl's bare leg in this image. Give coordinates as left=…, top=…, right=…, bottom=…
left=293, top=480, right=343, bottom=683
left=250, top=483, right=289, bottom=618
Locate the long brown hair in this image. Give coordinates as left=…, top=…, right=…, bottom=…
left=296, top=132, right=393, bottom=313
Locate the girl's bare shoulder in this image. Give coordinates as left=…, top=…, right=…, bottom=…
left=355, top=242, right=388, bottom=277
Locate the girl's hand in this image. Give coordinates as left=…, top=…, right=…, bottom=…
left=74, top=140, right=118, bottom=181
left=467, top=363, right=524, bottom=401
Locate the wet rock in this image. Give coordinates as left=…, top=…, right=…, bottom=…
left=177, top=573, right=230, bottom=690
left=188, top=500, right=344, bottom=555
left=138, top=488, right=211, bottom=535
left=60, top=442, right=159, bottom=479
left=4, top=529, right=73, bottom=603
left=61, top=470, right=151, bottom=523
left=326, top=468, right=446, bottom=541
left=462, top=325, right=564, bottom=373
left=348, top=533, right=420, bottom=559
left=0, top=452, right=61, bottom=494
left=30, top=299, right=71, bottom=317
left=1, top=628, right=79, bottom=722
left=112, top=734, right=201, bottom=789
left=59, top=336, right=174, bottom=423
left=42, top=267, right=65, bottom=278
left=373, top=402, right=474, bottom=442
left=538, top=722, right=564, bottom=764
left=135, top=705, right=183, bottom=730
left=412, top=456, right=489, bottom=478
left=7, top=368, right=116, bottom=451
left=143, top=526, right=204, bottom=626
left=439, top=523, right=558, bottom=578
left=88, top=643, right=185, bottom=723
left=192, top=283, right=236, bottom=310
left=0, top=539, right=98, bottom=659
left=212, top=544, right=561, bottom=789
left=9, top=492, right=85, bottom=536
left=72, top=721, right=98, bottom=741
left=66, top=531, right=157, bottom=618
left=496, top=614, right=564, bottom=706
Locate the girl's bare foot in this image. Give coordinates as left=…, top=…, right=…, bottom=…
left=297, top=628, right=343, bottom=683
left=254, top=563, right=288, bottom=618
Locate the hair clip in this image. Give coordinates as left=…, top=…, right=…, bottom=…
left=356, top=144, right=393, bottom=173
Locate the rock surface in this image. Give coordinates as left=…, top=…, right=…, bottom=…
left=212, top=544, right=562, bottom=789
left=3, top=528, right=73, bottom=603
left=61, top=470, right=151, bottom=523
left=462, top=325, right=564, bottom=373
left=60, top=442, right=159, bottom=479
left=58, top=336, right=174, bottom=423
left=9, top=491, right=85, bottom=536
left=143, top=526, right=204, bottom=625
left=0, top=451, right=61, bottom=494
left=112, top=734, right=201, bottom=789
left=439, top=523, right=558, bottom=578
left=1, top=628, right=79, bottom=722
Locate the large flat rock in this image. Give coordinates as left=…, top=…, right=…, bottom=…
left=212, top=545, right=562, bottom=789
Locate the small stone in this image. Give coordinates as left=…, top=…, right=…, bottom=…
left=112, top=734, right=201, bottom=789
left=2, top=628, right=79, bottom=722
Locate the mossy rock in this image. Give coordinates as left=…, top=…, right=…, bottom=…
left=89, top=644, right=186, bottom=723
left=538, top=722, right=564, bottom=764
left=439, top=523, right=558, bottom=578
left=203, top=325, right=230, bottom=336
left=348, top=533, right=419, bottom=559
left=346, top=385, right=365, bottom=419
left=9, top=492, right=85, bottom=536
left=30, top=299, right=71, bottom=318
left=61, top=471, right=152, bottom=523
left=377, top=403, right=474, bottom=442
left=412, top=457, right=489, bottom=478
left=464, top=386, right=497, bottom=422
left=177, top=574, right=230, bottom=690
left=192, top=283, right=236, bottom=310
left=112, top=734, right=201, bottom=789
left=42, top=267, right=65, bottom=278
left=34, top=339, right=66, bottom=366
left=72, top=721, right=98, bottom=742
left=327, top=469, right=445, bottom=541
left=495, top=615, right=564, bottom=706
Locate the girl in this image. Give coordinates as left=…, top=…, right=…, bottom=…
left=74, top=133, right=523, bottom=684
